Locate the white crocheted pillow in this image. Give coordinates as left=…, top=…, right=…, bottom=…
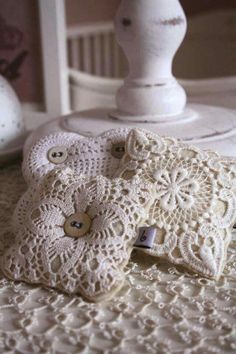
left=22, top=128, right=131, bottom=185
left=1, top=168, right=153, bottom=302
left=116, top=129, right=236, bottom=280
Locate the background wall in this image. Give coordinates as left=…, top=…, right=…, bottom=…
left=0, top=0, right=43, bottom=103
left=65, top=0, right=120, bottom=26
left=65, top=0, right=236, bottom=24
left=180, top=0, right=236, bottom=16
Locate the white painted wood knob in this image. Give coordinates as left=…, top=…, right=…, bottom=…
left=114, top=0, right=187, bottom=121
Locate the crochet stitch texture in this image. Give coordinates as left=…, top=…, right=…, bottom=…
left=1, top=168, right=153, bottom=301
left=116, top=129, right=236, bottom=279
left=22, top=128, right=131, bottom=184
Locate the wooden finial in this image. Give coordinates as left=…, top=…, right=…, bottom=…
left=113, top=0, right=187, bottom=121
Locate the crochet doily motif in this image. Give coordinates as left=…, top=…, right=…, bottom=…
left=116, top=129, right=236, bottom=279
left=22, top=128, right=131, bottom=185
left=1, top=168, right=152, bottom=302
left=1, top=164, right=236, bottom=354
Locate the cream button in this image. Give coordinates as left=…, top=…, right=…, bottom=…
left=64, top=212, right=91, bottom=238
left=111, top=142, right=125, bottom=159
left=47, top=146, right=68, bottom=164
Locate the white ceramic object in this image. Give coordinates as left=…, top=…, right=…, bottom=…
left=0, top=75, right=26, bottom=160
left=113, top=0, right=187, bottom=120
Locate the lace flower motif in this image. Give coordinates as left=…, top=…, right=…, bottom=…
left=22, top=128, right=131, bottom=185
left=154, top=168, right=199, bottom=212
left=2, top=168, right=152, bottom=302
left=116, top=128, right=236, bottom=279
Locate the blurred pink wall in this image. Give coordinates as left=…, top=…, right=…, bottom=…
left=65, top=0, right=236, bottom=24
left=0, top=0, right=43, bottom=103
left=65, top=0, right=120, bottom=25
left=180, top=0, right=236, bottom=16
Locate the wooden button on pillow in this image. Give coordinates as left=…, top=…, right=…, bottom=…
left=22, top=128, right=131, bottom=185
left=1, top=168, right=153, bottom=302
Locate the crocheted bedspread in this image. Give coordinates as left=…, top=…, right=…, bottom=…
left=0, top=162, right=235, bottom=354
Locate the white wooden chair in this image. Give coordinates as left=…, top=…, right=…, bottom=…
left=66, top=10, right=236, bottom=111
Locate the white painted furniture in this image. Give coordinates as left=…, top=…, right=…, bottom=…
left=113, top=0, right=187, bottom=120
left=67, top=22, right=124, bottom=78
left=22, top=0, right=70, bottom=130
left=67, top=9, right=236, bottom=112
left=67, top=21, right=124, bottom=112
left=21, top=2, right=236, bottom=129
left=69, top=69, right=121, bottom=111
left=24, top=0, right=236, bottom=158
left=63, top=0, right=236, bottom=157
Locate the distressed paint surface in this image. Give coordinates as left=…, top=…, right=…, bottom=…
left=160, top=16, right=185, bottom=26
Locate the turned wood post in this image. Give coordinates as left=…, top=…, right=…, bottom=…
left=114, top=0, right=187, bottom=121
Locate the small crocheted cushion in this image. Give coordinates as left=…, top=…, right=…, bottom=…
left=116, top=128, right=236, bottom=280
left=2, top=168, right=153, bottom=302
left=208, top=155, right=236, bottom=199
left=22, top=128, right=131, bottom=185
left=206, top=155, right=236, bottom=228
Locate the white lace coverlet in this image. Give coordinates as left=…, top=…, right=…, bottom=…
left=0, top=163, right=236, bottom=354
